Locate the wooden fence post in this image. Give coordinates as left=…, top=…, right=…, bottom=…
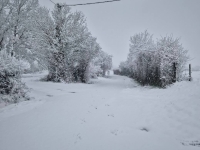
left=172, top=62, right=176, bottom=83
left=189, top=64, right=192, bottom=81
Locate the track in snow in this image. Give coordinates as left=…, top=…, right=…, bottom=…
left=0, top=72, right=200, bottom=150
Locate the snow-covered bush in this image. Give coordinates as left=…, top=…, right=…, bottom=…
left=119, top=61, right=132, bottom=76
left=120, top=31, right=189, bottom=87
left=0, top=50, right=29, bottom=103
left=88, top=62, right=101, bottom=78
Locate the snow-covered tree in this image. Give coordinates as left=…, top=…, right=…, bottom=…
left=98, top=51, right=112, bottom=76
left=0, top=0, right=12, bottom=50
left=157, top=36, right=189, bottom=83
left=6, top=0, right=38, bottom=57
left=69, top=36, right=101, bottom=82
left=127, top=30, right=156, bottom=84
left=32, top=4, right=105, bottom=82
left=0, top=0, right=39, bottom=73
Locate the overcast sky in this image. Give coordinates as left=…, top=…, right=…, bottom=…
left=39, top=0, right=200, bottom=68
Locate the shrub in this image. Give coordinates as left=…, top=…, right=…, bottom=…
left=0, top=50, right=29, bottom=104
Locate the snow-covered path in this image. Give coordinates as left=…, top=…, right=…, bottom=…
left=0, top=72, right=200, bottom=150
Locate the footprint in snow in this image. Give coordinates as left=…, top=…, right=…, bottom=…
left=91, top=105, right=97, bottom=109
left=108, top=114, right=114, bottom=117
left=111, top=129, right=119, bottom=136
left=81, top=119, right=86, bottom=124
left=74, top=134, right=82, bottom=144
left=140, top=127, right=149, bottom=132
left=46, top=95, right=53, bottom=97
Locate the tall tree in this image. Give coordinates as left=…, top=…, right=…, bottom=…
left=32, top=4, right=104, bottom=82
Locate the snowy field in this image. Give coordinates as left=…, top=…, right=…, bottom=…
left=0, top=71, right=200, bottom=150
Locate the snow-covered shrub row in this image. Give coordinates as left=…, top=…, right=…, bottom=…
left=119, top=30, right=189, bottom=87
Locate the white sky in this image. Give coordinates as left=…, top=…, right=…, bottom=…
left=39, top=0, right=200, bottom=68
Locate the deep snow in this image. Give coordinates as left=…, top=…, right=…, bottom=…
left=0, top=71, right=200, bottom=150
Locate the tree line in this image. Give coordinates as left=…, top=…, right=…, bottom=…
left=0, top=0, right=112, bottom=103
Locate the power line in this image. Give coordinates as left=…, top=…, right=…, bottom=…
left=49, top=0, right=120, bottom=6
left=67, top=0, right=120, bottom=6
left=49, top=0, right=56, bottom=5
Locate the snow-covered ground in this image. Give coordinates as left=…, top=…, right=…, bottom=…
left=0, top=71, right=200, bottom=150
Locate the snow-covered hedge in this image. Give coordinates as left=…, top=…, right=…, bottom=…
left=0, top=51, right=29, bottom=103
left=119, top=31, right=189, bottom=87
